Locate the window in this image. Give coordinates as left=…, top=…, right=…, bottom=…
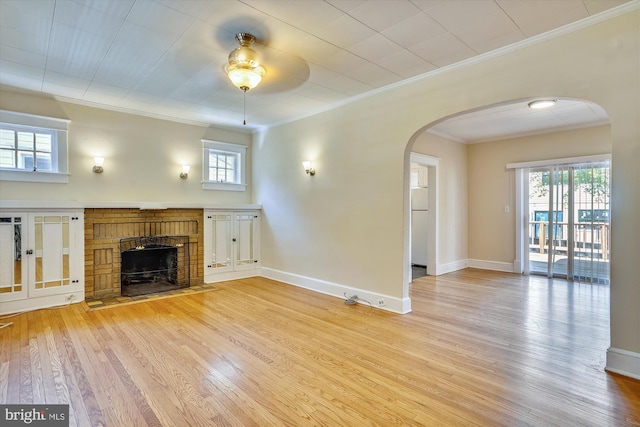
left=0, top=126, right=56, bottom=171
left=208, top=150, right=238, bottom=183
left=202, top=140, right=247, bottom=191
left=0, top=110, right=69, bottom=183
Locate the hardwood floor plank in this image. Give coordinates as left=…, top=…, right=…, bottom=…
left=6, top=312, right=21, bottom=404
left=32, top=310, right=59, bottom=404
left=27, top=312, right=44, bottom=404
left=43, top=324, right=73, bottom=417
left=18, top=312, right=32, bottom=404
left=102, top=347, right=163, bottom=427
left=1, top=270, right=639, bottom=426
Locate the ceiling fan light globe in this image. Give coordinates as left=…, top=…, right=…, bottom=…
left=227, top=67, right=264, bottom=91
left=225, top=33, right=266, bottom=92
left=228, top=46, right=261, bottom=68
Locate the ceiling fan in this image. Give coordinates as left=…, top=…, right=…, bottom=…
left=220, top=27, right=310, bottom=125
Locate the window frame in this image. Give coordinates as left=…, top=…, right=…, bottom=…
left=0, top=110, right=70, bottom=184
left=202, top=140, right=247, bottom=192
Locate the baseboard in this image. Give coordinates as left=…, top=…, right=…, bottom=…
left=204, top=269, right=260, bottom=284
left=606, top=347, right=640, bottom=380
left=260, top=267, right=411, bottom=314
left=467, top=259, right=516, bottom=273
left=0, top=291, right=83, bottom=316
left=435, top=259, right=469, bottom=275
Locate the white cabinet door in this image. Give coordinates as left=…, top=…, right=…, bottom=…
left=0, top=213, right=28, bottom=302
left=204, top=212, right=234, bottom=274
left=234, top=212, right=260, bottom=271
left=204, top=210, right=260, bottom=276
left=29, top=212, right=84, bottom=298
left=0, top=210, right=84, bottom=305
left=410, top=166, right=428, bottom=188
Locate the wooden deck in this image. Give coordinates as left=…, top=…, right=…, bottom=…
left=1, top=270, right=638, bottom=426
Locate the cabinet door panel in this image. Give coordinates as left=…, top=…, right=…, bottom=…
left=0, top=215, right=28, bottom=301
left=214, top=218, right=232, bottom=267
left=32, top=215, right=70, bottom=293
left=234, top=213, right=259, bottom=271
left=204, top=213, right=234, bottom=274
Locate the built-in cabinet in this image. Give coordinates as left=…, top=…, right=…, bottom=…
left=203, top=210, right=260, bottom=282
left=0, top=210, right=84, bottom=314
left=410, top=165, right=428, bottom=188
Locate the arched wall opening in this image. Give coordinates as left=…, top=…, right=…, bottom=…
left=402, top=97, right=613, bottom=302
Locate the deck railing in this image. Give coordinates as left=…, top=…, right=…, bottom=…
left=529, top=221, right=610, bottom=260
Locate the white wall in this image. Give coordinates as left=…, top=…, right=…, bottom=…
left=0, top=90, right=252, bottom=205
left=253, top=10, right=639, bottom=376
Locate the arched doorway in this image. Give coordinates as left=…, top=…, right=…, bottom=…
left=403, top=97, right=611, bottom=291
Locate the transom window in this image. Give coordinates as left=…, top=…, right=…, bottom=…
left=0, top=125, right=56, bottom=172
left=202, top=140, right=247, bottom=191
left=208, top=150, right=238, bottom=183
left=0, top=110, right=69, bottom=184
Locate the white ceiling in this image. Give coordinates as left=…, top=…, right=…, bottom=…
left=428, top=98, right=611, bottom=143
left=0, top=0, right=631, bottom=135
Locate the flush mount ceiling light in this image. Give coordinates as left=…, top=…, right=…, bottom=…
left=528, top=99, right=557, bottom=110
left=225, top=33, right=266, bottom=125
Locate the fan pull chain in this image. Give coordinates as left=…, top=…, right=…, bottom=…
left=243, top=89, right=247, bottom=126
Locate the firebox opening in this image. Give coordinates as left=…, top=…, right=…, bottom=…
left=120, top=235, right=190, bottom=297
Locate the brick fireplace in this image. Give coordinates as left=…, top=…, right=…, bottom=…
left=84, top=208, right=204, bottom=299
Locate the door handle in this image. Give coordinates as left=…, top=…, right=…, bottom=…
left=26, top=249, right=33, bottom=255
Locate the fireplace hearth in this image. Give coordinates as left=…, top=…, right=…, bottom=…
left=120, top=235, right=190, bottom=297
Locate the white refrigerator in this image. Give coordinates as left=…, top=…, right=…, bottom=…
left=411, top=188, right=429, bottom=267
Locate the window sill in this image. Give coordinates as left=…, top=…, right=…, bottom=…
left=202, top=182, right=246, bottom=192
left=0, top=170, right=69, bottom=184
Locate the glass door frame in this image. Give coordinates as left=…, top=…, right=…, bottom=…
left=510, top=154, right=611, bottom=281
left=528, top=166, right=575, bottom=279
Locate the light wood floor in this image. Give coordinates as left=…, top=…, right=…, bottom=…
left=1, top=269, right=639, bottom=426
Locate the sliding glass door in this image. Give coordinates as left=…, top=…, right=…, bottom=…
left=527, top=161, right=610, bottom=283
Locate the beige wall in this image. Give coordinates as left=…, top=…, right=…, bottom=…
left=0, top=90, right=252, bottom=204
left=254, top=10, right=639, bottom=362
left=254, top=113, right=407, bottom=293
left=411, top=132, right=468, bottom=268
left=467, top=125, right=612, bottom=264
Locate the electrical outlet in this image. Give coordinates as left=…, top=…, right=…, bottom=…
left=377, top=299, right=385, bottom=307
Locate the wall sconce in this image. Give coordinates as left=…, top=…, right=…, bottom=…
left=93, top=157, right=104, bottom=173
left=302, top=160, right=315, bottom=176
left=180, top=165, right=190, bottom=179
